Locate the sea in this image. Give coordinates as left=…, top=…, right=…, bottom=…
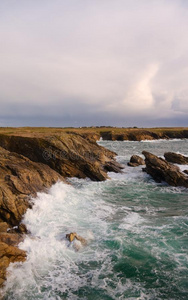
left=2, top=139, right=188, bottom=300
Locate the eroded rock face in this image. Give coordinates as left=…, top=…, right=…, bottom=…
left=0, top=146, right=63, bottom=227
left=100, top=130, right=160, bottom=141
left=127, top=155, right=145, bottom=167
left=142, top=151, right=188, bottom=188
left=0, top=146, right=63, bottom=286
left=0, top=241, right=26, bottom=287
left=0, top=133, right=123, bottom=286
left=0, top=133, right=122, bottom=181
left=100, top=129, right=188, bottom=141
left=164, top=152, right=188, bottom=164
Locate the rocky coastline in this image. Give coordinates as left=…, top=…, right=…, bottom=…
left=0, top=132, right=123, bottom=287
left=0, top=128, right=188, bottom=287
left=142, top=151, right=188, bottom=188
left=99, top=128, right=188, bottom=141
left=0, top=127, right=188, bottom=142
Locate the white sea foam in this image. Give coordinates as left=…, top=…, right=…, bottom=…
left=175, top=163, right=188, bottom=173
left=141, top=138, right=187, bottom=143
left=3, top=139, right=188, bottom=300
left=119, top=212, right=145, bottom=231
left=3, top=181, right=119, bottom=299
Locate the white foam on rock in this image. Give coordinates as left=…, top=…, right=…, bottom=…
left=3, top=181, right=118, bottom=299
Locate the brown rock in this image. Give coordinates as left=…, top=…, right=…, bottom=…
left=0, top=133, right=122, bottom=182
left=66, top=232, right=87, bottom=246
left=0, top=241, right=26, bottom=287
left=101, top=130, right=160, bottom=141
left=100, top=129, right=188, bottom=141
left=164, top=152, right=188, bottom=164
left=104, top=161, right=124, bottom=173
left=0, top=145, right=63, bottom=286
left=0, top=222, right=9, bottom=233
left=0, top=232, right=24, bottom=246
left=0, top=132, right=124, bottom=286
left=128, top=155, right=145, bottom=167
left=0, top=146, right=63, bottom=227
left=0, top=132, right=123, bottom=286
left=142, top=151, right=188, bottom=188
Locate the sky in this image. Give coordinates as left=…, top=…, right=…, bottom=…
left=0, top=0, right=188, bottom=127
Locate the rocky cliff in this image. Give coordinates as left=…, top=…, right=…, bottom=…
left=100, top=129, right=188, bottom=141
left=0, top=132, right=123, bottom=286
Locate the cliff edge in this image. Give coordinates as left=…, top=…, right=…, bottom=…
left=0, top=132, right=123, bottom=286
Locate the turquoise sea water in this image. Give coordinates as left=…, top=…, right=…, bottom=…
left=3, top=140, right=188, bottom=300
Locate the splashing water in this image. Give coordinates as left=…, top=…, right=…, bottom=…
left=3, top=139, right=188, bottom=300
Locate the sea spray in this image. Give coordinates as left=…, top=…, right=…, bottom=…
left=3, top=139, right=188, bottom=300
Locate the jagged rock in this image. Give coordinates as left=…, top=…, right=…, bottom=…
left=0, top=241, right=26, bottom=287
left=7, top=223, right=28, bottom=234
left=66, top=232, right=87, bottom=246
left=127, top=155, right=145, bottom=167
left=0, top=133, right=122, bottom=181
left=142, top=151, right=188, bottom=188
left=0, top=132, right=123, bottom=285
left=0, top=232, right=24, bottom=246
left=164, top=152, right=188, bottom=164
left=0, top=146, right=63, bottom=227
left=104, top=161, right=124, bottom=173
left=100, top=129, right=188, bottom=141
left=77, top=132, right=100, bottom=143
left=100, top=130, right=160, bottom=141
left=0, top=146, right=63, bottom=286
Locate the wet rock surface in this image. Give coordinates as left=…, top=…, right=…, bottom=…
left=128, top=155, right=145, bottom=167
left=0, top=241, right=26, bottom=287
left=0, top=133, right=123, bottom=286
left=164, top=152, right=188, bottom=164
left=142, top=151, right=188, bottom=188
left=0, top=133, right=121, bottom=181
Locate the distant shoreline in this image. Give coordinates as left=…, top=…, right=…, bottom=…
left=0, top=126, right=187, bottom=141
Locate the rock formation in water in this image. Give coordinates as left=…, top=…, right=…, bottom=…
left=0, top=133, right=123, bottom=286
left=164, top=152, right=188, bottom=164
left=127, top=155, right=145, bottom=167
left=142, top=151, right=188, bottom=188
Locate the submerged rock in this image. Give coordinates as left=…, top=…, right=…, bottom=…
left=164, top=152, right=188, bottom=164
left=142, top=151, right=188, bottom=188
left=66, top=232, right=87, bottom=249
left=127, top=155, right=145, bottom=167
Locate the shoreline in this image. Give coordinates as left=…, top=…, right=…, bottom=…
left=0, top=127, right=188, bottom=141
left=0, top=128, right=188, bottom=287
left=0, top=132, right=123, bottom=287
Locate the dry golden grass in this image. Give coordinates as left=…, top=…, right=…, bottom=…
left=0, top=126, right=187, bottom=138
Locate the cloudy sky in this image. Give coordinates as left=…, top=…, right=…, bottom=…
left=0, top=0, right=188, bottom=127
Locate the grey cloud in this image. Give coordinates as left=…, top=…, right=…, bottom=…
left=0, top=0, right=188, bottom=126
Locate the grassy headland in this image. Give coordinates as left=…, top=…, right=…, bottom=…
left=0, top=126, right=187, bottom=140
